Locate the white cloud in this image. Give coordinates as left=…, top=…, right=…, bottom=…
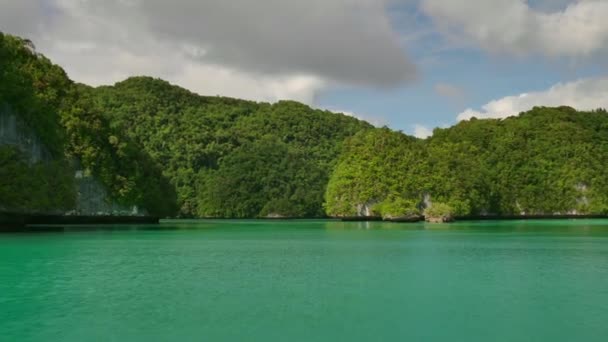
left=421, top=0, right=608, bottom=58
left=413, top=124, right=433, bottom=138
left=0, top=0, right=416, bottom=104
left=458, top=77, right=608, bottom=120
left=177, top=65, right=324, bottom=104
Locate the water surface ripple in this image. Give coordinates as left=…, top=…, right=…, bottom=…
left=1, top=220, right=608, bottom=341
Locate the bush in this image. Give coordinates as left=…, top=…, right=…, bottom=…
left=424, top=202, right=454, bottom=222
left=375, top=198, right=420, bottom=219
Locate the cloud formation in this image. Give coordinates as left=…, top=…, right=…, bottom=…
left=458, top=77, right=608, bottom=120
left=0, top=0, right=416, bottom=103
left=421, top=0, right=608, bottom=58
left=413, top=124, right=433, bottom=139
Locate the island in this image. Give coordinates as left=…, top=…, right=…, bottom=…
left=2, top=32, right=608, bottom=227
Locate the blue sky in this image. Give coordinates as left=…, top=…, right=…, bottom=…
left=318, top=0, right=608, bottom=135
left=318, top=33, right=604, bottom=134
left=2, top=0, right=608, bottom=137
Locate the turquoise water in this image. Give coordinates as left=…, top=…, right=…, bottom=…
left=1, top=220, right=608, bottom=341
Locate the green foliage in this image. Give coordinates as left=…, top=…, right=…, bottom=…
left=327, top=107, right=608, bottom=216
left=325, top=128, right=426, bottom=216
left=0, top=147, right=75, bottom=212
left=197, top=138, right=328, bottom=218
left=374, top=198, right=420, bottom=219
left=424, top=203, right=454, bottom=220
left=1, top=33, right=75, bottom=213
left=0, top=32, right=67, bottom=155
left=87, top=79, right=372, bottom=217
left=1, top=33, right=177, bottom=216
left=61, top=88, right=178, bottom=217
left=2, top=33, right=369, bottom=217
left=6, top=33, right=608, bottom=219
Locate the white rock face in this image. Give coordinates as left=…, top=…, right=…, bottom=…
left=423, top=193, right=432, bottom=210
left=1, top=103, right=146, bottom=216
left=356, top=200, right=379, bottom=216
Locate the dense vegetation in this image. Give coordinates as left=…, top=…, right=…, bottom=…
left=87, top=78, right=371, bottom=217
left=1, top=32, right=370, bottom=217
left=1, top=32, right=176, bottom=216
left=0, top=146, right=75, bottom=213
left=3, top=32, right=608, bottom=219
left=326, top=107, right=608, bottom=217
left=0, top=32, right=76, bottom=213
left=0, top=33, right=68, bottom=155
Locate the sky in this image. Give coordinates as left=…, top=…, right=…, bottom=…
left=1, top=0, right=608, bottom=137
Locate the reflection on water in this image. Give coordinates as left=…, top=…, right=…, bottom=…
left=21, top=218, right=608, bottom=235
left=156, top=218, right=608, bottom=235
left=16, top=219, right=608, bottom=236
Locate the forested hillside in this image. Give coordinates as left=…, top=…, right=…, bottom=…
left=86, top=78, right=372, bottom=217
left=1, top=32, right=371, bottom=218
left=326, top=107, right=608, bottom=218
left=1, top=32, right=76, bottom=213
left=3, top=32, right=608, bottom=219
left=0, top=32, right=176, bottom=216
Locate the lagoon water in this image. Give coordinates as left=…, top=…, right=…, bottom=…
left=1, top=220, right=608, bottom=341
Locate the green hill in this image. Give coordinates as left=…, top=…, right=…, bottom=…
left=3, top=32, right=608, bottom=219
left=326, top=106, right=608, bottom=218
left=1, top=33, right=372, bottom=218
left=86, top=77, right=372, bottom=217
left=1, top=33, right=176, bottom=216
